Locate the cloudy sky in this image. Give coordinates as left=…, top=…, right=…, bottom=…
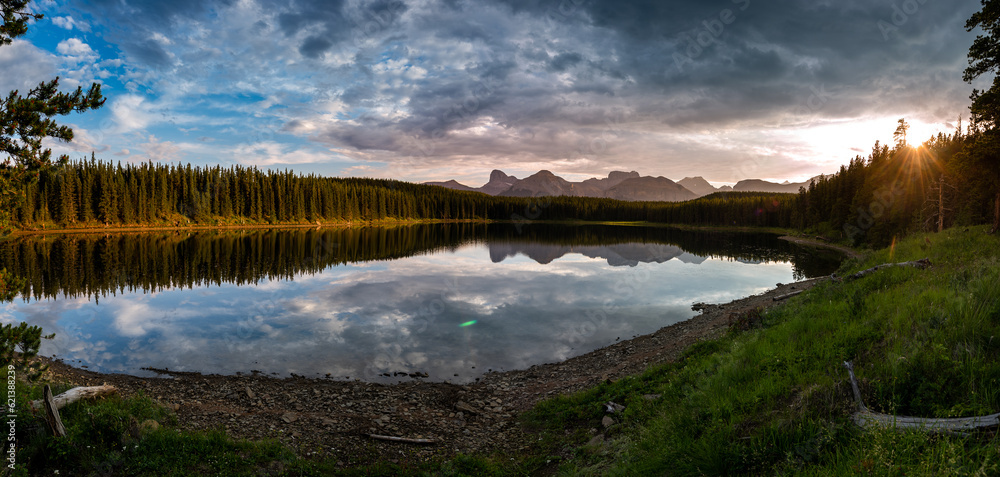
left=5, top=0, right=987, bottom=185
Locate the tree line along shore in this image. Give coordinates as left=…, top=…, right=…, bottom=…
left=9, top=126, right=999, bottom=250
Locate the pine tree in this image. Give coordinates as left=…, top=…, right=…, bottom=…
left=0, top=0, right=104, bottom=235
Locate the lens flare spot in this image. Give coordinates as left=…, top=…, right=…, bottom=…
left=459, top=320, right=477, bottom=327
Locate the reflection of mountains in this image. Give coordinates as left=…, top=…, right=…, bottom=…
left=0, top=223, right=839, bottom=300
left=489, top=243, right=707, bottom=266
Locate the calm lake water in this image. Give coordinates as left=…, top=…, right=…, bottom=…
left=0, top=224, right=841, bottom=383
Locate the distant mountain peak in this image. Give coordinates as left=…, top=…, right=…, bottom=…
left=677, top=176, right=718, bottom=198
left=605, top=176, right=697, bottom=202
left=428, top=169, right=829, bottom=201
left=489, top=169, right=510, bottom=182
left=608, top=170, right=640, bottom=180
left=422, top=179, right=475, bottom=192
left=733, top=178, right=815, bottom=193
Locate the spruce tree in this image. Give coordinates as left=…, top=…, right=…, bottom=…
left=1, top=1, right=104, bottom=234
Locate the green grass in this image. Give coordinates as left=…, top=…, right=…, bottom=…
left=11, top=226, right=1000, bottom=475
left=10, top=383, right=526, bottom=476
left=516, top=226, right=1000, bottom=476
left=9, top=387, right=321, bottom=476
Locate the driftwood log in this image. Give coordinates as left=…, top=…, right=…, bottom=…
left=366, top=434, right=438, bottom=445
left=772, top=290, right=803, bottom=301
left=845, top=259, right=931, bottom=281
left=30, top=385, right=117, bottom=412
left=843, top=362, right=999, bottom=433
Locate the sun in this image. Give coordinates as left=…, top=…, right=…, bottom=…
left=906, top=120, right=952, bottom=147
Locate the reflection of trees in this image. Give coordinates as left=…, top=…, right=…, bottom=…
left=0, top=224, right=839, bottom=301
left=1, top=224, right=485, bottom=301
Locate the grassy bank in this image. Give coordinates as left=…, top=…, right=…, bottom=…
left=9, top=226, right=999, bottom=475
left=520, top=226, right=1000, bottom=475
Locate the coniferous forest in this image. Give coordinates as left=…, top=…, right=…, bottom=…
left=10, top=122, right=997, bottom=249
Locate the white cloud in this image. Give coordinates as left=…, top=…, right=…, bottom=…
left=42, top=125, right=111, bottom=158
left=0, top=39, right=58, bottom=94
left=110, top=95, right=157, bottom=133
left=149, top=32, right=173, bottom=46
left=51, top=15, right=89, bottom=31
left=231, top=141, right=339, bottom=166
left=114, top=302, right=156, bottom=337
left=139, top=135, right=181, bottom=162
left=56, top=38, right=97, bottom=60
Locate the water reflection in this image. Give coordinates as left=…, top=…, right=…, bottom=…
left=0, top=224, right=840, bottom=383
left=489, top=243, right=707, bottom=266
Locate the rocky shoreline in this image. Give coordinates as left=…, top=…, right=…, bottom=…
left=40, top=277, right=829, bottom=468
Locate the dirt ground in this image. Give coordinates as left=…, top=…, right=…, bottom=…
left=40, top=275, right=831, bottom=468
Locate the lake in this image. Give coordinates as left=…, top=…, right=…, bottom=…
left=0, top=224, right=841, bottom=383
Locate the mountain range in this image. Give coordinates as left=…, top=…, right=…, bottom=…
left=424, top=170, right=822, bottom=202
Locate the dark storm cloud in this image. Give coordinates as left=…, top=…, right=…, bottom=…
left=122, top=38, right=173, bottom=67
left=298, top=0, right=978, bottom=167
left=62, top=0, right=984, bottom=180
left=515, top=0, right=970, bottom=108
left=271, top=0, right=352, bottom=56
left=72, top=0, right=360, bottom=65
left=299, top=35, right=335, bottom=58
left=548, top=52, right=583, bottom=72
left=70, top=0, right=234, bottom=67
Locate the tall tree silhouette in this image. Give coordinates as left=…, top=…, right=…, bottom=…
left=893, top=118, right=910, bottom=148
left=964, top=0, right=1000, bottom=233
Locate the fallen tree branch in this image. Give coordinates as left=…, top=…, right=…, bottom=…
left=42, top=385, right=67, bottom=437
left=843, top=362, right=999, bottom=433
left=772, top=290, right=803, bottom=301
left=30, top=385, right=117, bottom=412
left=853, top=411, right=1000, bottom=432
left=845, top=259, right=931, bottom=281
left=366, top=434, right=438, bottom=445
left=843, top=361, right=868, bottom=412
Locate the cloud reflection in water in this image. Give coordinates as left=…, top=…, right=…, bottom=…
left=4, top=241, right=805, bottom=383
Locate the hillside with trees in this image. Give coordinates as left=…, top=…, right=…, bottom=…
left=9, top=125, right=996, bottom=250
